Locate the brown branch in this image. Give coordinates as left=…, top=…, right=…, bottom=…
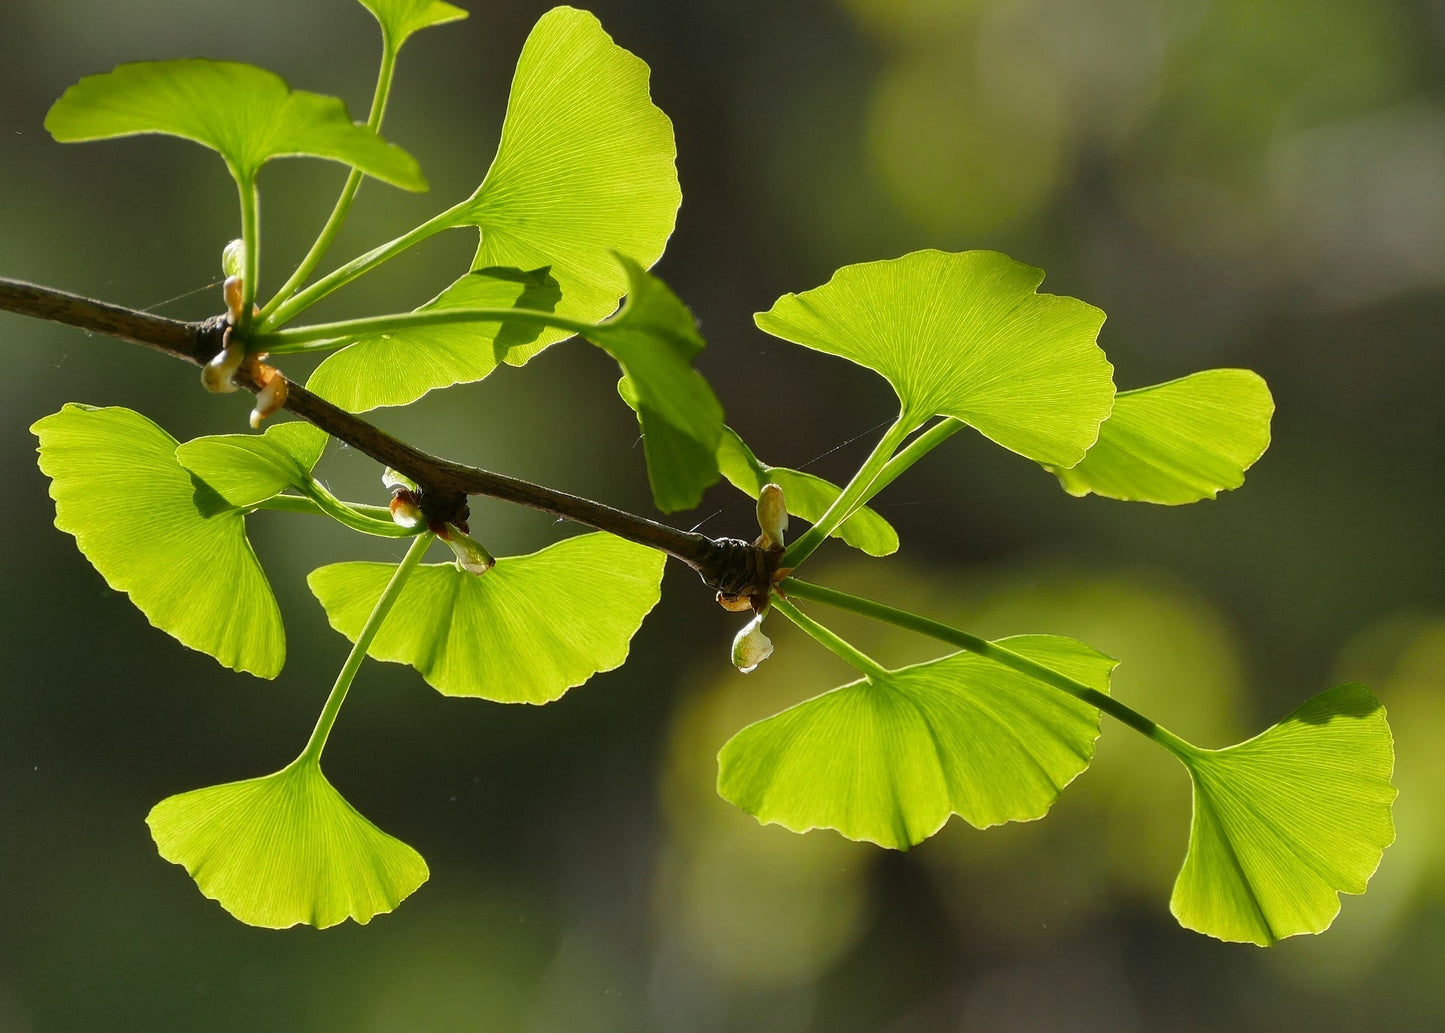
left=0, top=277, right=226, bottom=363
left=1, top=275, right=772, bottom=598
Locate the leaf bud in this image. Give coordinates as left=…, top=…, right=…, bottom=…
left=223, top=276, right=245, bottom=325
left=248, top=367, right=289, bottom=429
left=756, top=482, right=788, bottom=551
left=441, top=525, right=495, bottom=576
left=389, top=491, right=424, bottom=530
left=200, top=328, right=244, bottom=393
left=383, top=468, right=420, bottom=494
left=731, top=613, right=774, bottom=674
left=221, top=238, right=246, bottom=279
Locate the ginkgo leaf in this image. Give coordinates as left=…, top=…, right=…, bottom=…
left=175, top=421, right=328, bottom=508
left=148, top=760, right=428, bottom=929
left=1170, top=683, right=1396, bottom=945
left=1052, top=369, right=1274, bottom=504
left=31, top=404, right=285, bottom=678
left=356, top=0, right=467, bottom=49
left=755, top=250, right=1116, bottom=467
left=45, top=59, right=425, bottom=189
left=716, top=427, right=898, bottom=557
left=445, top=6, right=679, bottom=365
left=718, top=635, right=1117, bottom=849
left=307, top=7, right=680, bottom=413
left=586, top=257, right=722, bottom=512
left=308, top=533, right=665, bottom=703
left=306, top=266, right=561, bottom=411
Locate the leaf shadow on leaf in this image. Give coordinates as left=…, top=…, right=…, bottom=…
left=1295, top=690, right=1383, bottom=723
left=189, top=475, right=234, bottom=519
left=474, top=265, right=562, bottom=356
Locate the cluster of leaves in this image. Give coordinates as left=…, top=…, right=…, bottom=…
left=27, top=0, right=1393, bottom=944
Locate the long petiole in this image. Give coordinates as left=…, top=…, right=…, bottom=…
left=780, top=577, right=1198, bottom=761
left=257, top=489, right=417, bottom=538
left=782, top=414, right=916, bottom=569
left=772, top=596, right=891, bottom=681
left=298, top=532, right=433, bottom=765
left=258, top=200, right=469, bottom=332
left=258, top=40, right=400, bottom=323
left=252, top=306, right=596, bottom=354
left=843, top=417, right=965, bottom=521
left=234, top=170, right=261, bottom=336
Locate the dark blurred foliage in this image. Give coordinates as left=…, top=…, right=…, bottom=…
left=2, top=1, right=1444, bottom=1030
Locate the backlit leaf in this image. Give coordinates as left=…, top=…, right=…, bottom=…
left=308, top=7, right=680, bottom=412
left=357, top=0, right=467, bottom=49
left=148, top=760, right=428, bottom=929
left=31, top=404, right=285, bottom=678
left=1171, top=683, right=1396, bottom=945
left=175, top=421, right=328, bottom=508
left=307, top=266, right=560, bottom=411
left=45, top=59, right=425, bottom=189
left=586, top=257, right=722, bottom=512
left=718, top=635, right=1116, bottom=848
left=755, top=250, right=1115, bottom=466
left=445, top=7, right=679, bottom=363
left=716, top=427, right=898, bottom=556
left=1052, top=369, right=1274, bottom=504
left=308, top=533, right=665, bottom=703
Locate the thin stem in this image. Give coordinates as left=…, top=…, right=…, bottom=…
left=854, top=417, right=965, bottom=517
left=298, top=532, right=432, bottom=765
left=235, top=172, right=260, bottom=336
left=780, top=577, right=1198, bottom=760
left=771, top=596, right=891, bottom=681
left=0, top=277, right=217, bottom=362
left=258, top=41, right=400, bottom=323
left=258, top=200, right=468, bottom=331
left=256, top=491, right=417, bottom=538
left=0, top=276, right=771, bottom=599
left=782, top=414, right=915, bottom=569
left=253, top=307, right=595, bottom=354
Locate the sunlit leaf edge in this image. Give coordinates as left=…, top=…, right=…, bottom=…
left=1169, top=683, right=1397, bottom=946
left=148, top=759, right=429, bottom=929
left=718, top=635, right=1116, bottom=849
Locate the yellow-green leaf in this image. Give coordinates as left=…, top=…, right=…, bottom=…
left=308, top=533, right=665, bottom=703
left=46, top=59, right=425, bottom=189
left=719, top=635, right=1116, bottom=848
left=1171, top=683, right=1396, bottom=945
left=1053, top=369, right=1274, bottom=504
left=755, top=250, right=1115, bottom=466
left=148, top=760, right=428, bottom=929
left=32, top=404, right=285, bottom=678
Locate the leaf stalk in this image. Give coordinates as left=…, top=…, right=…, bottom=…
left=771, top=596, right=891, bottom=681
left=298, top=531, right=433, bottom=765
left=782, top=415, right=914, bottom=569
left=258, top=40, right=401, bottom=322
left=780, top=577, right=1197, bottom=759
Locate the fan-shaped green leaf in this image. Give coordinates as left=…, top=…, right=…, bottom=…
left=306, top=266, right=560, bottom=411
left=755, top=250, right=1116, bottom=466
left=1170, top=683, right=1396, bottom=945
left=148, top=760, right=428, bottom=929
left=45, top=59, right=425, bottom=189
left=445, top=7, right=679, bottom=364
left=175, top=422, right=328, bottom=508
left=307, top=8, right=680, bottom=412
left=1052, top=369, right=1274, bottom=504
left=31, top=404, right=285, bottom=678
left=357, top=0, right=467, bottom=49
left=308, top=533, right=665, bottom=703
left=587, top=257, right=722, bottom=512
left=716, top=427, right=898, bottom=556
left=718, top=635, right=1116, bottom=848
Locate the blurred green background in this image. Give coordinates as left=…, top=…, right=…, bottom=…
left=2, top=0, right=1444, bottom=1029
